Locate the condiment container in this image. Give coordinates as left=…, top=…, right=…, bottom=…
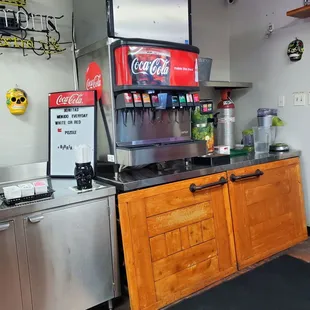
left=33, top=181, right=48, bottom=195
left=3, top=186, right=22, bottom=199
left=18, top=183, right=35, bottom=197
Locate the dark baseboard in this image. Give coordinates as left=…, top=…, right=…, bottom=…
left=307, top=227, right=310, bottom=236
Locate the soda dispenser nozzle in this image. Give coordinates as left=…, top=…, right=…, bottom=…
left=174, top=109, right=179, bottom=124
left=130, top=105, right=136, bottom=125
left=140, top=108, right=144, bottom=127
left=122, top=109, right=128, bottom=127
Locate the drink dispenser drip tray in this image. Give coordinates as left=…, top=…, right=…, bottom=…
left=115, top=141, right=206, bottom=167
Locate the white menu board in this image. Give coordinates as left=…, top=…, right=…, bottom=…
left=48, top=91, right=96, bottom=177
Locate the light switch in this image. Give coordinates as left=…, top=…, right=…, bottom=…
left=278, top=96, right=285, bottom=107
left=293, top=92, right=306, bottom=106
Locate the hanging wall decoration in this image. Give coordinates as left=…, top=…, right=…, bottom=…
left=287, top=38, right=304, bottom=62
left=0, top=6, right=67, bottom=59
left=0, top=0, right=26, bottom=6
left=6, top=88, right=28, bottom=115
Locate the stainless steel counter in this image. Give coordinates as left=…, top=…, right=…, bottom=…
left=0, top=164, right=119, bottom=310
left=0, top=178, right=116, bottom=221
left=97, top=150, right=301, bottom=192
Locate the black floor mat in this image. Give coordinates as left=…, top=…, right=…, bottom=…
left=168, top=255, right=310, bottom=310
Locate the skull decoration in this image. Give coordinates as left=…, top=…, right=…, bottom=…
left=6, top=88, right=28, bottom=115
left=287, top=38, right=304, bottom=62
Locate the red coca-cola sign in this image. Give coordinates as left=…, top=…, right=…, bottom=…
left=129, top=47, right=171, bottom=86
left=114, top=46, right=199, bottom=88
left=85, top=62, right=103, bottom=100
left=49, top=91, right=96, bottom=108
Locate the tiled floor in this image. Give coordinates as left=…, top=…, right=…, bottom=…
left=99, top=238, right=310, bottom=310
left=287, top=238, right=310, bottom=262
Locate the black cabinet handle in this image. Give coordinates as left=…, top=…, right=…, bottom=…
left=230, top=169, right=264, bottom=182
left=189, top=177, right=228, bottom=193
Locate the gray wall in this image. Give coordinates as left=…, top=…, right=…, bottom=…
left=192, top=0, right=230, bottom=82
left=192, top=0, right=230, bottom=100
left=0, top=0, right=74, bottom=166
left=229, top=0, right=310, bottom=224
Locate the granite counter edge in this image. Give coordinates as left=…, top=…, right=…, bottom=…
left=98, top=151, right=301, bottom=192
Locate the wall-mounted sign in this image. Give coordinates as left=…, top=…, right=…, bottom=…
left=0, top=0, right=26, bottom=6
left=85, top=62, right=103, bottom=100
left=0, top=8, right=62, bottom=32
left=0, top=7, right=66, bottom=59
left=48, top=91, right=97, bottom=177
left=114, top=46, right=199, bottom=89
left=0, top=36, right=64, bottom=53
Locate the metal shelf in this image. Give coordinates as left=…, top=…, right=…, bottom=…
left=201, top=81, right=253, bottom=89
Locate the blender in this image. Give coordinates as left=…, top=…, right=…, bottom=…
left=257, top=109, right=289, bottom=152
left=269, top=125, right=290, bottom=152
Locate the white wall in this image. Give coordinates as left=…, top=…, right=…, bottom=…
left=192, top=0, right=230, bottom=99
left=229, top=0, right=310, bottom=224
left=0, top=0, right=73, bottom=166
left=192, top=0, right=230, bottom=81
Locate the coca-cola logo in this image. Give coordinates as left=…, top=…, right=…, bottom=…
left=131, top=58, right=170, bottom=76
left=56, top=94, right=84, bottom=105
left=85, top=62, right=103, bottom=100
left=86, top=75, right=102, bottom=90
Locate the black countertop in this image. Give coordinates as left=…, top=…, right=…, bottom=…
left=97, top=151, right=301, bottom=192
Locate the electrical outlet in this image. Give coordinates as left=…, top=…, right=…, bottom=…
left=278, top=96, right=285, bottom=107
left=293, top=92, right=307, bottom=106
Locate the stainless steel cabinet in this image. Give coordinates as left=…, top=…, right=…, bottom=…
left=23, top=199, right=114, bottom=310
left=0, top=220, right=23, bottom=310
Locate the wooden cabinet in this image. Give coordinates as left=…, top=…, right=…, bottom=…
left=228, top=158, right=308, bottom=269
left=119, top=157, right=308, bottom=309
left=119, top=173, right=236, bottom=310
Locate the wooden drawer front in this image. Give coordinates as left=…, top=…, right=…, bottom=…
left=152, top=238, right=217, bottom=281
left=118, top=173, right=237, bottom=310
left=150, top=218, right=216, bottom=261
left=155, top=256, right=219, bottom=301
left=147, top=202, right=213, bottom=237
left=228, top=158, right=307, bottom=269
left=145, top=186, right=211, bottom=217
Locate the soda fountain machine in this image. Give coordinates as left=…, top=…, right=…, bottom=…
left=76, top=38, right=206, bottom=173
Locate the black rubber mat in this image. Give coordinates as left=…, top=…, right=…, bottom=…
left=168, top=255, right=310, bottom=310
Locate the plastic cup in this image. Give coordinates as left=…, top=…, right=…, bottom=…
left=253, top=127, right=274, bottom=154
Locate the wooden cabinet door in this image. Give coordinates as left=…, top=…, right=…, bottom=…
left=228, top=158, right=307, bottom=269
left=118, top=173, right=236, bottom=310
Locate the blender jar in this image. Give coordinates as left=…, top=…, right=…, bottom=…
left=242, top=129, right=254, bottom=152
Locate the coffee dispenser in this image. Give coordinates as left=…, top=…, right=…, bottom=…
left=76, top=38, right=206, bottom=170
